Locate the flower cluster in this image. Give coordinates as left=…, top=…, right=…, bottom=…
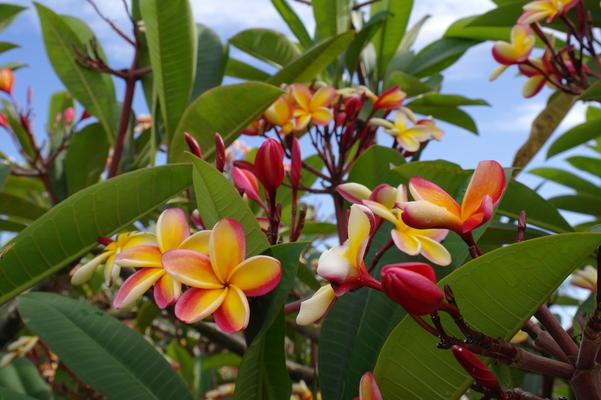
left=490, top=0, right=597, bottom=97
left=72, top=209, right=282, bottom=333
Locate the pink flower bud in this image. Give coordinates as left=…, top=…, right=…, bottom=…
left=344, top=95, right=363, bottom=118
left=0, top=69, right=14, bottom=95
left=184, top=132, right=203, bottom=159
left=215, top=133, right=226, bottom=172
left=231, top=166, right=264, bottom=207
left=254, top=138, right=285, bottom=196
left=0, top=113, right=8, bottom=129
left=451, top=345, right=502, bottom=395
left=97, top=237, right=114, bottom=246
left=290, top=138, right=301, bottom=189
left=63, top=107, right=75, bottom=125
left=380, top=263, right=443, bottom=315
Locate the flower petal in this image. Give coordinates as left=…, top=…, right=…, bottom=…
left=115, top=244, right=162, bottom=268
left=113, top=268, right=164, bottom=309
left=461, top=160, right=506, bottom=220
left=154, top=273, right=182, bottom=309
left=291, top=84, right=312, bottom=110
left=311, top=107, right=334, bottom=125
left=213, top=285, right=250, bottom=333
left=228, top=255, right=282, bottom=297
left=265, top=97, right=292, bottom=126
left=122, top=233, right=157, bottom=249
left=347, top=204, right=372, bottom=265
left=178, top=230, right=211, bottom=254
left=417, top=235, right=452, bottom=266
left=523, top=75, right=546, bottom=98
left=363, top=200, right=397, bottom=224
left=391, top=229, right=421, bottom=256
left=368, top=118, right=394, bottom=129
left=408, top=177, right=461, bottom=215
left=175, top=288, right=227, bottom=323
left=336, top=182, right=372, bottom=204
left=402, top=200, right=463, bottom=232
left=103, top=253, right=119, bottom=286
left=157, top=208, right=190, bottom=253
left=296, top=284, right=336, bottom=325
left=210, top=218, right=246, bottom=282
left=359, top=372, right=384, bottom=400
left=310, top=86, right=336, bottom=108
left=317, top=244, right=354, bottom=283
left=162, top=249, right=223, bottom=289
left=70, top=251, right=111, bottom=285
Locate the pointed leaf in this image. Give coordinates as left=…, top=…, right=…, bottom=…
left=371, top=0, right=413, bottom=77
left=65, top=123, right=110, bottom=195
left=312, top=0, right=350, bottom=40
left=192, top=24, right=227, bottom=99
left=271, top=0, right=312, bottom=48
left=230, top=28, right=300, bottom=68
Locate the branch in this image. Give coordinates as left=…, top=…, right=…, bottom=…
left=85, top=0, right=135, bottom=46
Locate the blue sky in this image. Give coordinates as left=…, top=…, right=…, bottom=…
left=0, top=0, right=596, bottom=224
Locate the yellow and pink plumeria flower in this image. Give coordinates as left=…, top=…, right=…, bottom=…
left=401, top=160, right=506, bottom=235
left=291, top=84, right=337, bottom=130
left=519, top=0, right=578, bottom=24
left=164, top=218, right=281, bottom=333
left=296, top=205, right=379, bottom=325
left=337, top=182, right=451, bottom=266
left=71, top=232, right=156, bottom=287
left=113, top=208, right=211, bottom=309
left=571, top=266, right=597, bottom=291
left=370, top=111, right=443, bottom=152
left=492, top=24, right=536, bottom=65
left=353, top=372, right=383, bottom=400
left=373, top=86, right=406, bottom=110
left=265, top=92, right=297, bottom=134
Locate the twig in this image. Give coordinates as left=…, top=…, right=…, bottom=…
left=85, top=0, right=135, bottom=46
left=535, top=305, right=578, bottom=360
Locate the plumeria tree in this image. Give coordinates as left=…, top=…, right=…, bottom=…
left=0, top=0, right=600, bottom=399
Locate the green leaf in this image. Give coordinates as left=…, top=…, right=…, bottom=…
left=397, top=14, right=429, bottom=52
left=371, top=0, right=413, bottom=78
left=268, top=32, right=354, bottom=86
left=0, top=358, right=52, bottom=400
left=192, top=24, right=227, bottom=99
left=409, top=104, right=479, bottom=134
left=0, top=164, right=192, bottom=305
left=0, top=41, right=17, bottom=54
left=0, top=386, right=39, bottom=400
left=0, top=219, right=27, bottom=233
left=374, top=233, right=601, bottom=399
left=550, top=194, right=601, bottom=216
left=345, top=13, right=386, bottom=72
left=530, top=167, right=601, bottom=196
left=0, top=161, right=9, bottom=190
left=271, top=0, right=312, bottom=49
left=348, top=145, right=405, bottom=186
left=0, top=192, right=47, bottom=221
left=65, top=123, right=110, bottom=195
left=386, top=71, right=434, bottom=98
left=581, top=81, right=601, bottom=101
left=168, top=82, right=283, bottom=163
left=224, top=58, right=270, bottom=81
left=407, top=93, right=489, bottom=107
left=467, top=2, right=524, bottom=27
left=445, top=15, right=511, bottom=41
left=34, top=3, right=117, bottom=140
left=567, top=156, right=601, bottom=178
left=498, top=181, right=573, bottom=233
left=18, top=292, right=193, bottom=400
left=140, top=0, right=196, bottom=140
left=0, top=4, right=26, bottom=33
left=230, top=29, right=300, bottom=68
left=312, top=0, right=350, bottom=40
left=1, top=102, right=36, bottom=159
left=408, top=38, right=477, bottom=77
left=190, top=158, right=268, bottom=257
left=547, top=118, right=601, bottom=158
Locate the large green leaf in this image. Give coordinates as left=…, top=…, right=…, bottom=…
left=235, top=242, right=307, bottom=400
left=0, top=193, right=47, bottom=221
left=345, top=13, right=386, bottom=72
left=407, top=93, right=489, bottom=107
left=581, top=81, right=601, bottom=102
left=407, top=38, right=477, bottom=77
left=225, top=58, right=270, bottom=81
left=168, top=82, right=283, bottom=163
left=444, top=16, right=511, bottom=41
left=408, top=104, right=479, bottom=134
left=268, top=32, right=354, bottom=86
left=65, top=123, right=110, bottom=195
left=374, top=233, right=601, bottom=399
left=547, top=118, right=601, bottom=158
left=567, top=156, right=601, bottom=178
left=312, top=0, right=350, bottom=40
left=192, top=24, right=227, bottom=99
left=0, top=4, right=26, bottom=33
left=387, top=71, right=434, bottom=98
left=34, top=3, right=116, bottom=140
left=230, top=29, right=300, bottom=68
left=140, top=0, right=196, bottom=140
left=0, top=358, right=51, bottom=400
left=348, top=145, right=405, bottom=185
left=530, top=167, right=601, bottom=196
left=550, top=194, right=601, bottom=216
left=371, top=0, right=413, bottom=78
left=18, top=292, right=193, bottom=400
left=0, top=164, right=192, bottom=305
left=191, top=158, right=269, bottom=257
left=271, top=0, right=312, bottom=48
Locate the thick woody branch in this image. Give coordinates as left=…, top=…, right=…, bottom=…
left=535, top=305, right=578, bottom=360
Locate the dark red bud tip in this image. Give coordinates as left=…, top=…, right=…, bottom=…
left=344, top=96, right=363, bottom=117
left=215, top=133, right=226, bottom=172
left=380, top=263, right=443, bottom=315
left=254, top=138, right=285, bottom=195
left=184, top=132, right=203, bottom=159
left=191, top=210, right=204, bottom=229
left=79, top=110, right=91, bottom=121
left=451, top=345, right=501, bottom=393
left=97, top=237, right=114, bottom=246
left=290, top=138, right=301, bottom=189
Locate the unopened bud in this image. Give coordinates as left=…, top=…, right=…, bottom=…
left=63, top=107, right=75, bottom=125
left=254, top=138, right=285, bottom=196
left=215, top=133, right=226, bottom=172
left=451, top=345, right=502, bottom=395
left=380, top=263, right=443, bottom=315
left=184, top=132, right=203, bottom=159
left=97, top=237, right=114, bottom=246
left=231, top=166, right=264, bottom=206
left=0, top=69, right=14, bottom=95
left=344, top=95, right=363, bottom=117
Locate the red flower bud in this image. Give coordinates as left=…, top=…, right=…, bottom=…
left=97, top=237, right=114, bottom=246
left=254, top=138, right=285, bottom=196
left=231, top=166, right=265, bottom=208
left=380, top=263, right=443, bottom=315
left=344, top=95, right=363, bottom=118
left=0, top=68, right=14, bottom=95
left=451, top=345, right=502, bottom=394
left=233, top=159, right=255, bottom=172
left=335, top=111, right=347, bottom=126
left=79, top=109, right=91, bottom=121
left=184, top=132, right=203, bottom=159
left=0, top=113, right=8, bottom=129
left=290, top=138, right=301, bottom=189
left=63, top=107, right=75, bottom=125
left=215, top=133, right=226, bottom=172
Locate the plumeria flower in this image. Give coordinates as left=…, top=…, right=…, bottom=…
left=164, top=218, right=281, bottom=333
left=492, top=24, right=536, bottom=65
left=370, top=111, right=442, bottom=152
left=292, top=380, right=320, bottom=400
left=353, top=371, right=383, bottom=400
left=296, top=283, right=337, bottom=326
left=519, top=0, right=578, bottom=24
left=113, top=208, right=211, bottom=309
left=373, top=86, right=406, bottom=110
left=337, top=85, right=377, bottom=102
left=265, top=93, right=296, bottom=134
left=0, top=336, right=38, bottom=368
left=518, top=59, right=551, bottom=97
left=571, top=265, right=597, bottom=291
left=71, top=233, right=156, bottom=286
left=401, top=160, right=507, bottom=235
left=291, top=84, right=336, bottom=130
